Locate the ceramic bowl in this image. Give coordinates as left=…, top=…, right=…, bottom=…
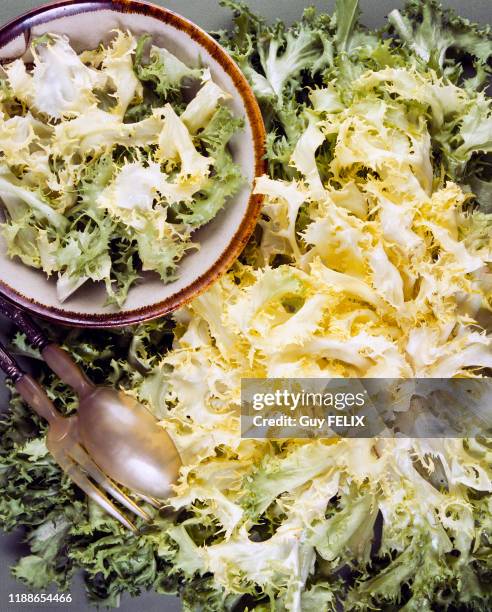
left=0, top=0, right=265, bottom=327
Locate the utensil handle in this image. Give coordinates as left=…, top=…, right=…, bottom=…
left=0, top=295, right=50, bottom=351
left=0, top=341, right=59, bottom=424
left=0, top=340, right=24, bottom=383
left=42, top=345, right=94, bottom=398
left=0, top=295, right=93, bottom=397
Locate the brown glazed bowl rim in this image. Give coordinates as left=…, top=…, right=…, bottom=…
left=0, top=0, right=266, bottom=328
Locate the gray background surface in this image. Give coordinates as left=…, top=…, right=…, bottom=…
left=0, top=0, right=490, bottom=31
left=0, top=1, right=490, bottom=611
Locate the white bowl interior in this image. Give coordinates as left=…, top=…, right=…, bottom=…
left=0, top=7, right=256, bottom=315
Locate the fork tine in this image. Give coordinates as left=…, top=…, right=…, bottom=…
left=53, top=449, right=137, bottom=532
left=136, top=494, right=163, bottom=509
left=69, top=444, right=152, bottom=522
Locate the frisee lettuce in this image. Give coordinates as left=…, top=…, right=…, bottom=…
left=0, top=31, right=243, bottom=306
left=0, top=1, right=492, bottom=611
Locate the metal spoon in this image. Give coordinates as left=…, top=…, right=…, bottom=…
left=0, top=295, right=182, bottom=502
left=0, top=341, right=153, bottom=530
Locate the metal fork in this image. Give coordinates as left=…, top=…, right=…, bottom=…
left=0, top=341, right=151, bottom=532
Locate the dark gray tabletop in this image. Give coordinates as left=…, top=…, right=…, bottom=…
left=0, top=0, right=490, bottom=31
left=0, top=1, right=490, bottom=611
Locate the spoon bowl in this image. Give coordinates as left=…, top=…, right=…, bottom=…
left=78, top=387, right=181, bottom=500
left=40, top=343, right=182, bottom=501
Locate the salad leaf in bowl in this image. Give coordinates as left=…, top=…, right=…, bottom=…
left=1, top=31, right=243, bottom=307
left=0, top=1, right=265, bottom=326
